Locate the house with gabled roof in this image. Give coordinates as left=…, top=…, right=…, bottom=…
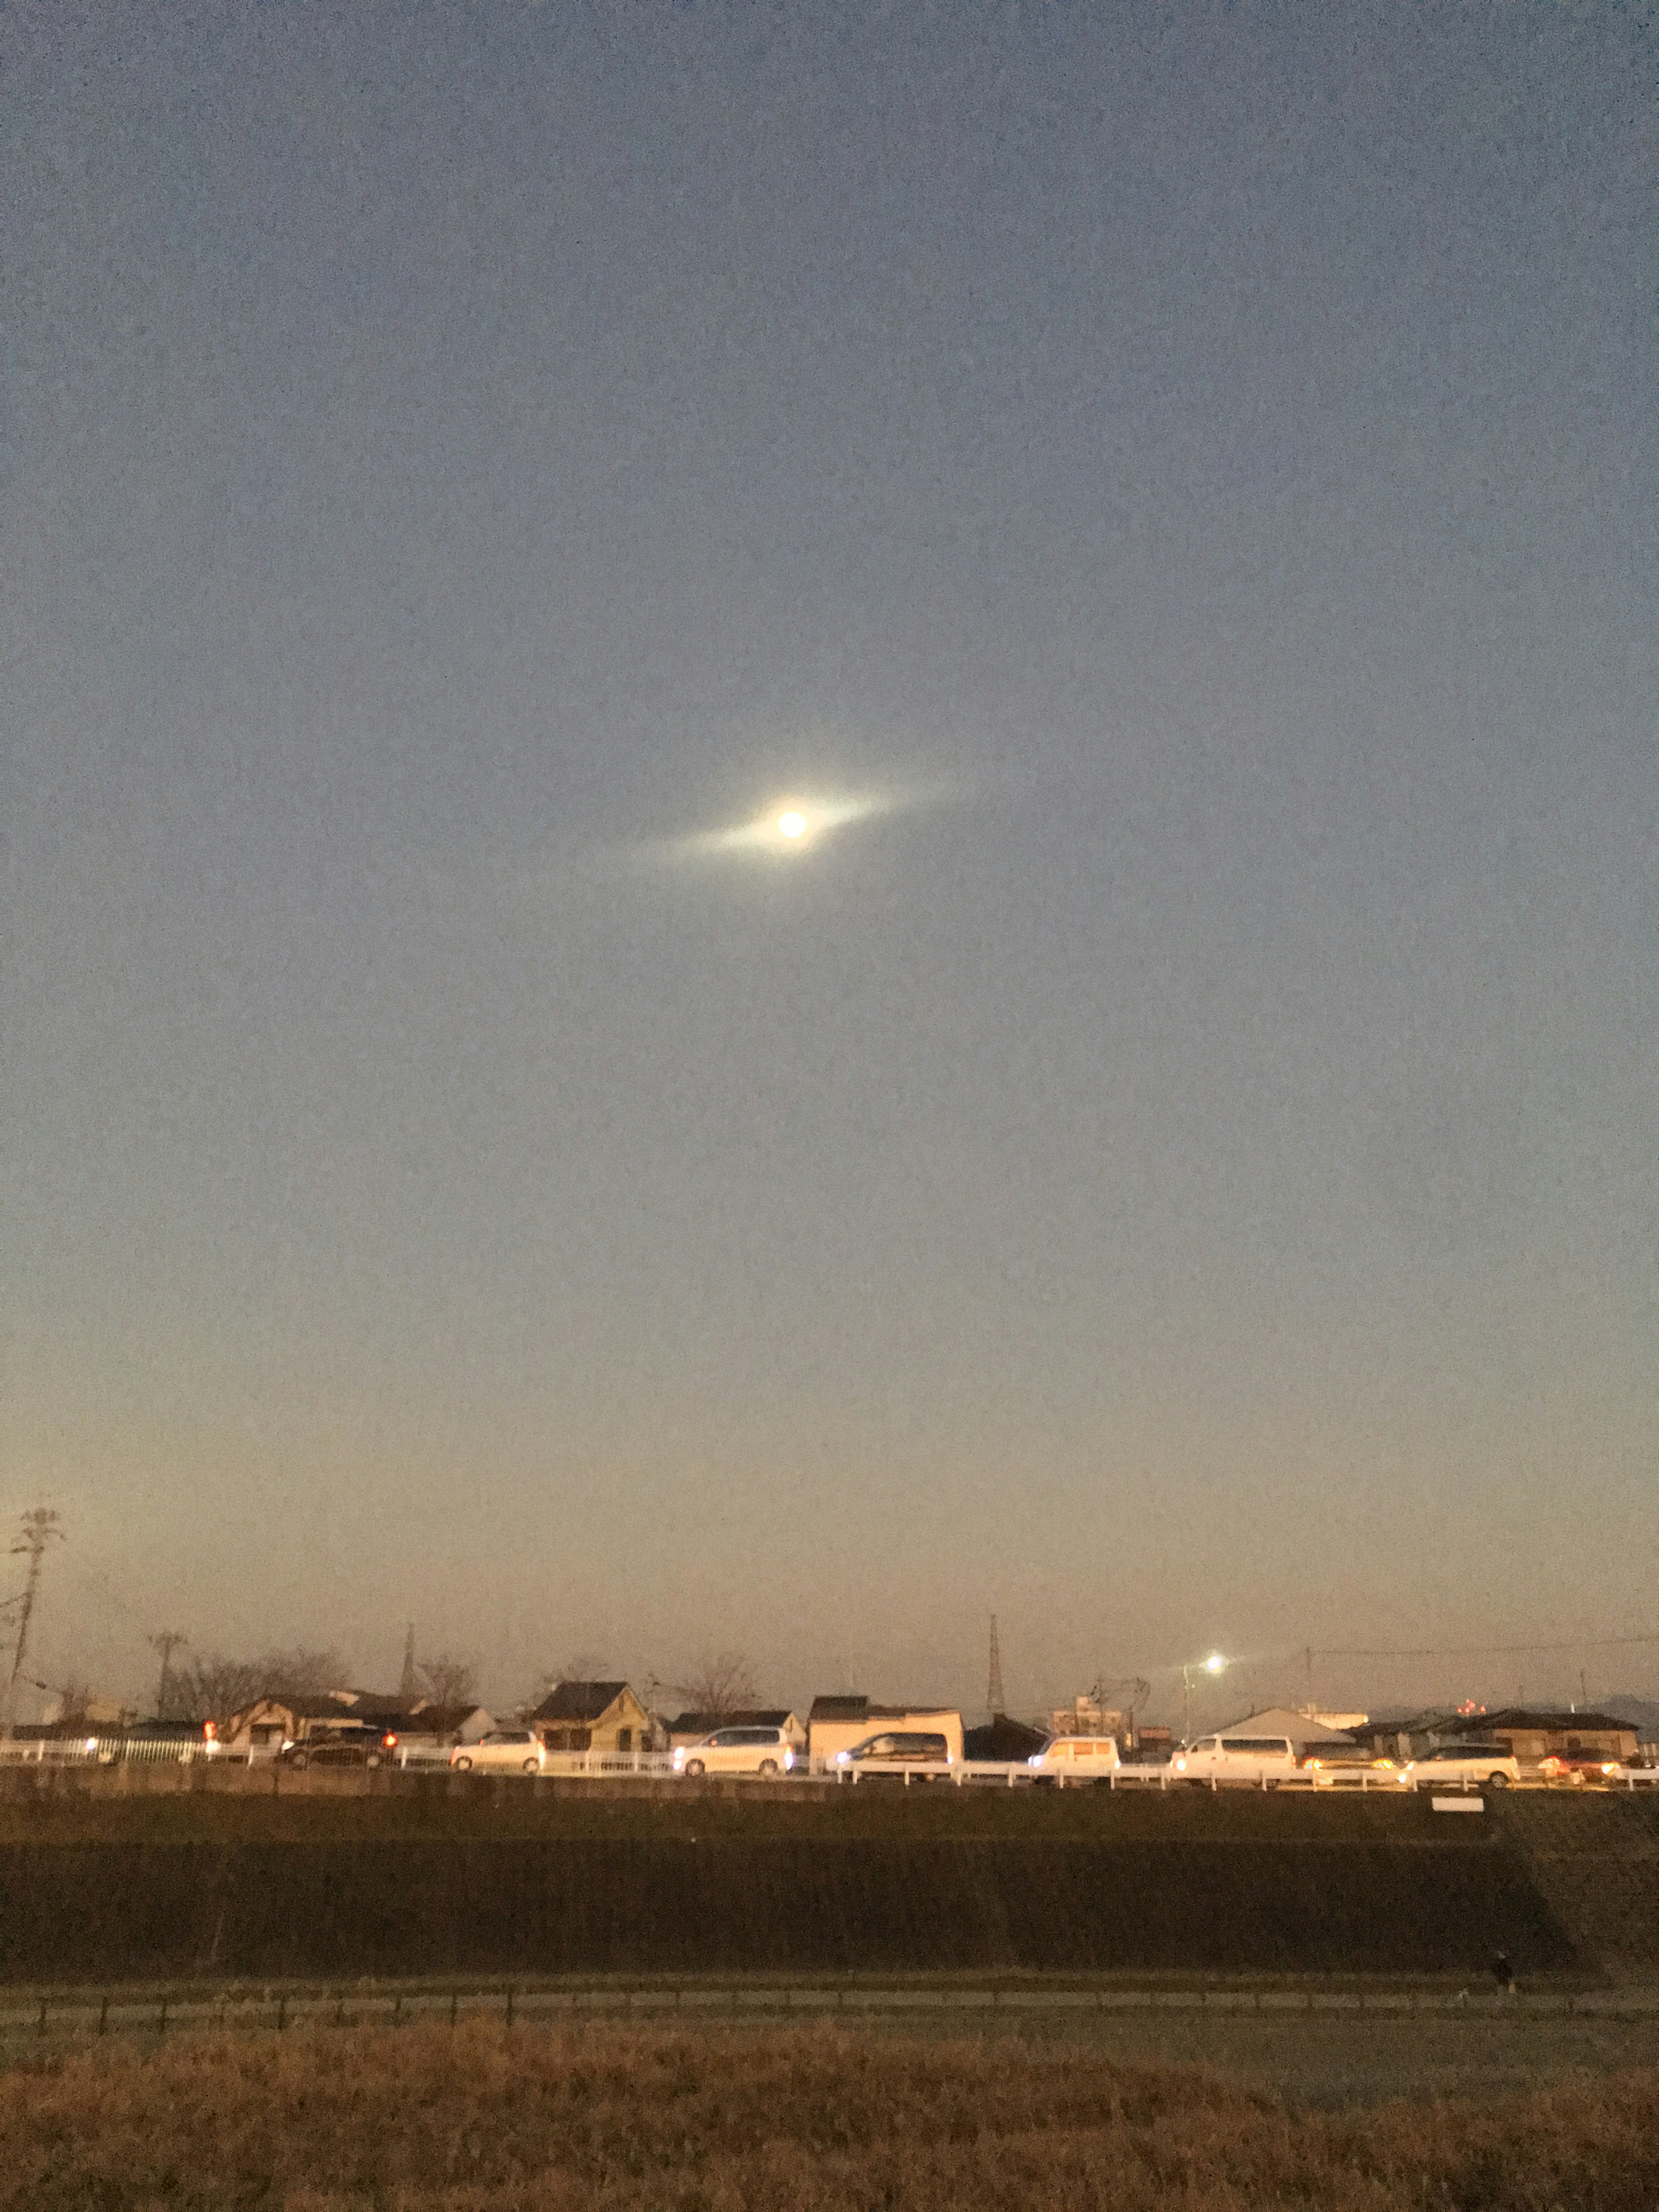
left=527, top=1680, right=655, bottom=1754
left=667, top=1708, right=806, bottom=1754
left=222, top=1688, right=493, bottom=1757
left=1440, top=1707, right=1637, bottom=1766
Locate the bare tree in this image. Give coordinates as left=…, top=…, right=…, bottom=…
left=671, top=1651, right=759, bottom=1721
left=417, top=1651, right=477, bottom=1709
left=173, top=1647, right=346, bottom=1727
left=50, top=1679, right=95, bottom=1727
left=536, top=1652, right=610, bottom=1696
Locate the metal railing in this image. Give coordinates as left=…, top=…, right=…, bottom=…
left=0, top=1733, right=216, bottom=1767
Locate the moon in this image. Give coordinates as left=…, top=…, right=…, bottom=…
left=663, top=789, right=902, bottom=864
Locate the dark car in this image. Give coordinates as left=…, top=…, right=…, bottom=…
left=1541, top=1749, right=1621, bottom=1785
left=277, top=1729, right=388, bottom=1770
left=835, top=1731, right=952, bottom=1777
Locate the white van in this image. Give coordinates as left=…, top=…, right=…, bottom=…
left=1028, top=1735, right=1122, bottom=1785
left=673, top=1726, right=795, bottom=1778
left=1171, top=1733, right=1299, bottom=1788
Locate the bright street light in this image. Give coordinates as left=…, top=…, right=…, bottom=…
left=1182, top=1652, right=1229, bottom=1743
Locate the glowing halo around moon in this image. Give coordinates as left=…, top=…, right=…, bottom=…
left=670, top=791, right=893, bottom=863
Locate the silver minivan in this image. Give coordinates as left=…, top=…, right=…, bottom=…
left=673, top=1726, right=795, bottom=1778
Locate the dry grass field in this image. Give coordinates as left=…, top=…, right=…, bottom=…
left=1, top=2019, right=1655, bottom=2211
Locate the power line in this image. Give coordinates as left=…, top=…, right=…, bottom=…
left=1314, top=1631, right=1659, bottom=1660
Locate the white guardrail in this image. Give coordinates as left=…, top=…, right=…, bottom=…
left=5, top=1737, right=1656, bottom=1787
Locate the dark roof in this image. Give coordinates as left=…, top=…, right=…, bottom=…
left=530, top=1680, right=632, bottom=1723
left=232, top=1689, right=418, bottom=1721
left=669, top=1709, right=794, bottom=1735
left=809, top=1690, right=871, bottom=1725
left=808, top=1695, right=869, bottom=1723
left=808, top=1695, right=956, bottom=1725
left=341, top=1691, right=414, bottom=1721
left=1448, top=1708, right=1634, bottom=1735
left=255, top=1695, right=365, bottom=1723
left=368, top=1703, right=481, bottom=1738
left=1346, top=1713, right=1444, bottom=1742
left=963, top=1715, right=1048, bottom=1761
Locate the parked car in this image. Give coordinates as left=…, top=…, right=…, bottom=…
left=1170, top=1734, right=1300, bottom=1788
left=1540, top=1750, right=1622, bottom=1786
left=450, top=1729, right=547, bottom=1774
left=1027, top=1735, right=1122, bottom=1785
left=673, top=1726, right=796, bottom=1779
left=1401, top=1744, right=1521, bottom=1790
left=277, top=1730, right=388, bottom=1770
left=1609, top=1758, right=1659, bottom=1789
left=1296, top=1748, right=1410, bottom=1789
left=835, top=1731, right=952, bottom=1776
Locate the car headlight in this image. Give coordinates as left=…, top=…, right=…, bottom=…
left=835, top=1751, right=850, bottom=1765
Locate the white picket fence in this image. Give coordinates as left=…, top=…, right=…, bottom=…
left=0, top=1735, right=211, bottom=1767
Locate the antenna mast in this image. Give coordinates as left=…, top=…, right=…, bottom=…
left=3, top=1509, right=63, bottom=1741
left=986, top=1614, right=1006, bottom=1719
left=149, top=1630, right=188, bottom=1721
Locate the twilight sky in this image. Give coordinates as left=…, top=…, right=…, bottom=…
left=5, top=3, right=1656, bottom=1728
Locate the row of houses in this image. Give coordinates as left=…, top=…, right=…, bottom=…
left=1345, top=1706, right=1642, bottom=1767
left=18, top=1676, right=1645, bottom=1774
left=212, top=1683, right=977, bottom=1768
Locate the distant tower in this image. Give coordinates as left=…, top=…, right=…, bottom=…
left=3, top=1507, right=63, bottom=1740
left=398, top=1623, right=418, bottom=1703
left=986, top=1615, right=1006, bottom=1719
left=149, top=1630, right=188, bottom=1721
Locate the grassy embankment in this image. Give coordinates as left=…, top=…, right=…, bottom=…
left=0, top=1775, right=1511, bottom=1841
left=3, top=2018, right=1656, bottom=2210
left=0, top=1783, right=1583, bottom=1985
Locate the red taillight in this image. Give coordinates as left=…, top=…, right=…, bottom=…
left=384, top=1733, right=397, bottom=1748
left=204, top=1721, right=217, bottom=1741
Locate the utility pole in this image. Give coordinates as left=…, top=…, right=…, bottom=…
left=149, top=1631, right=188, bottom=1721
left=3, top=1509, right=63, bottom=1741
left=986, top=1615, right=1005, bottom=1720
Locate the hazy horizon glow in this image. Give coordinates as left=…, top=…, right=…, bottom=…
left=3, top=5, right=1655, bottom=1729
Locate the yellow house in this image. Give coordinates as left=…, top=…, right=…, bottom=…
left=806, top=1694, right=964, bottom=1771
left=528, top=1680, right=654, bottom=1754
